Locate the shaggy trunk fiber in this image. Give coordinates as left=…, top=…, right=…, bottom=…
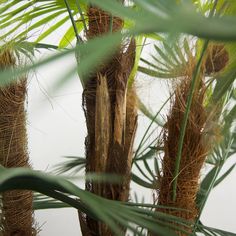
left=205, top=44, right=229, bottom=75
left=79, top=6, right=137, bottom=236
left=155, top=75, right=208, bottom=236
left=0, top=50, right=34, bottom=236
left=154, top=44, right=229, bottom=236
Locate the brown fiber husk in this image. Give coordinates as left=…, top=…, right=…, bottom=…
left=156, top=75, right=208, bottom=236
left=205, top=44, right=229, bottom=75
left=80, top=6, right=137, bottom=236
left=86, top=7, right=123, bottom=39
left=0, top=50, right=35, bottom=236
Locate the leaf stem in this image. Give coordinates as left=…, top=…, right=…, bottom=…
left=109, top=15, right=113, bottom=33
left=75, top=0, right=88, bottom=33
left=64, top=0, right=83, bottom=43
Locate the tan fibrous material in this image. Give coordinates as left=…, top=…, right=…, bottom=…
left=0, top=50, right=35, bottom=236
left=80, top=6, right=137, bottom=236
left=156, top=76, right=208, bottom=236
left=205, top=44, right=229, bottom=75
left=86, top=7, right=123, bottom=39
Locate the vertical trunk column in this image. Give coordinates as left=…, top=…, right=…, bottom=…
left=80, top=6, right=137, bottom=236
left=0, top=50, right=34, bottom=236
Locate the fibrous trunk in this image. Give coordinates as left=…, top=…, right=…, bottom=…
left=156, top=75, right=208, bottom=236
left=80, top=6, right=137, bottom=236
left=205, top=44, right=229, bottom=75
left=155, top=44, right=229, bottom=236
left=0, top=50, right=35, bottom=236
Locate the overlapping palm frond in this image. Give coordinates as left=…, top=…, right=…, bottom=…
left=196, top=222, right=236, bottom=236
left=2, top=0, right=236, bottom=47
left=0, top=0, right=87, bottom=44
left=53, top=156, right=86, bottom=175
left=0, top=165, right=194, bottom=236
left=0, top=0, right=236, bottom=235
left=1, top=0, right=236, bottom=83
left=195, top=84, right=236, bottom=225
left=1, top=165, right=231, bottom=236
left=138, top=38, right=194, bottom=79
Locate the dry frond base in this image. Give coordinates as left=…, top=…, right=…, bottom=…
left=86, top=7, right=123, bottom=39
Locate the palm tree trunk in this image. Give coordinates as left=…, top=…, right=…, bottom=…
left=0, top=50, right=35, bottom=236
left=154, top=44, right=229, bottom=236
left=155, top=76, right=207, bottom=236
left=79, top=6, right=137, bottom=236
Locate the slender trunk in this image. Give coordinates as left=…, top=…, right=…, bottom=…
left=0, top=50, right=35, bottom=236
left=155, top=44, right=229, bottom=235
left=155, top=75, right=207, bottom=236
left=79, top=6, right=137, bottom=236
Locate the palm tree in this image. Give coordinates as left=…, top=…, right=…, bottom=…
left=153, top=43, right=229, bottom=236
left=0, top=1, right=235, bottom=236
left=0, top=49, right=34, bottom=235
left=80, top=5, right=137, bottom=235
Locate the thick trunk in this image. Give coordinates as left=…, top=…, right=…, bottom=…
left=80, top=6, right=137, bottom=236
left=0, top=50, right=35, bottom=236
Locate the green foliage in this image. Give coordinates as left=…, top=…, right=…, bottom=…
left=139, top=38, right=193, bottom=79
left=0, top=0, right=235, bottom=235
left=0, top=165, right=190, bottom=236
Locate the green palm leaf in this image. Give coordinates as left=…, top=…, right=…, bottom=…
left=0, top=166, right=195, bottom=235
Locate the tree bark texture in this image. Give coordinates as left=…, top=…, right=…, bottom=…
left=79, top=6, right=137, bottom=236
left=0, top=50, right=35, bottom=236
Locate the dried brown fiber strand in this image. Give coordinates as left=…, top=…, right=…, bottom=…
left=205, top=44, right=229, bottom=75
left=86, top=7, right=123, bottom=39
left=80, top=6, right=137, bottom=236
left=0, top=50, right=36, bottom=236
left=155, top=75, right=209, bottom=236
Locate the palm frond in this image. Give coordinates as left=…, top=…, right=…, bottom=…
left=53, top=156, right=86, bottom=175
left=2, top=0, right=236, bottom=48
left=0, top=166, right=197, bottom=236
left=0, top=32, right=123, bottom=87
left=196, top=222, right=236, bottom=236
left=195, top=105, right=236, bottom=231
left=138, top=38, right=193, bottom=79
